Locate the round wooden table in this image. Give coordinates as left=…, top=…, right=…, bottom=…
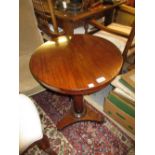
left=30, top=35, right=123, bottom=129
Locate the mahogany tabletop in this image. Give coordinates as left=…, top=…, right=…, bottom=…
left=30, top=35, right=123, bottom=95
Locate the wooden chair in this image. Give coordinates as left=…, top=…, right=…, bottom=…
left=89, top=4, right=135, bottom=72
left=32, top=0, right=64, bottom=39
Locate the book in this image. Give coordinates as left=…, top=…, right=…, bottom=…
left=111, top=90, right=135, bottom=107
left=119, top=78, right=135, bottom=92
left=121, top=69, right=135, bottom=90
left=113, top=87, right=135, bottom=103
left=111, top=75, right=135, bottom=100
left=104, top=98, right=135, bottom=134
left=107, top=91, right=135, bottom=118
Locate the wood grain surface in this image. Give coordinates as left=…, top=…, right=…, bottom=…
left=30, top=34, right=123, bottom=95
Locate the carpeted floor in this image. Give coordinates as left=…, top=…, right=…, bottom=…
left=24, top=90, right=134, bottom=155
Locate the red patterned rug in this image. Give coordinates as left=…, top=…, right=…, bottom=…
left=32, top=90, right=134, bottom=155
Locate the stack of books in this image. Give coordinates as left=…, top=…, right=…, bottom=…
left=104, top=69, right=135, bottom=134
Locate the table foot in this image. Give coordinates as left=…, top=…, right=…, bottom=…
left=56, top=102, right=104, bottom=130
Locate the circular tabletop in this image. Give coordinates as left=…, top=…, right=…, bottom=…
left=30, top=35, right=123, bottom=95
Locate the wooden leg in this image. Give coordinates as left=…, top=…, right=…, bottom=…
left=37, top=135, right=57, bottom=155
left=104, top=9, right=114, bottom=26
left=62, top=21, right=74, bottom=35
left=84, top=21, right=89, bottom=34
left=56, top=95, right=104, bottom=130
left=73, top=95, right=84, bottom=113
left=37, top=135, right=50, bottom=151
left=21, top=135, right=57, bottom=155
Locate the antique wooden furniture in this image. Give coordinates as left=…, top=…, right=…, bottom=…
left=29, top=35, right=123, bottom=129
left=89, top=4, right=135, bottom=70
left=19, top=94, right=56, bottom=155
left=37, top=0, right=126, bottom=35
left=32, top=0, right=64, bottom=38
left=32, top=0, right=90, bottom=39
left=54, top=0, right=126, bottom=34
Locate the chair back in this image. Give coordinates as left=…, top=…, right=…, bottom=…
left=113, top=4, right=135, bottom=26
left=122, top=21, right=135, bottom=61
left=32, top=0, right=63, bottom=37
left=89, top=4, right=135, bottom=69
left=113, top=5, right=135, bottom=60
